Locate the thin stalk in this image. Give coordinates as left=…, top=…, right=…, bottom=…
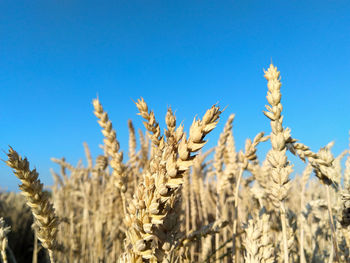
left=300, top=186, right=306, bottom=263
left=202, top=237, right=237, bottom=263
left=32, top=229, right=38, bottom=263
left=280, top=202, right=289, bottom=263
left=326, top=184, right=339, bottom=262
left=49, top=250, right=55, bottom=263
left=328, top=246, right=334, bottom=263
left=232, top=167, right=243, bottom=262
left=215, top=179, right=221, bottom=262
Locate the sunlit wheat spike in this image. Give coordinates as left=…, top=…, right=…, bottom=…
left=6, top=147, right=59, bottom=263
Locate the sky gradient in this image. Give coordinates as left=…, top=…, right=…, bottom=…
left=1, top=0, right=350, bottom=190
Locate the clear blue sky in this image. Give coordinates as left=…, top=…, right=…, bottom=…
left=1, top=0, right=350, bottom=191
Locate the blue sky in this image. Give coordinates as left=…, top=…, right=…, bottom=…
left=1, top=0, right=350, bottom=191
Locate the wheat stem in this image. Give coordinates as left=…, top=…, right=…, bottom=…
left=232, top=167, right=243, bottom=262
left=280, top=202, right=289, bottom=263
left=326, top=184, right=340, bottom=262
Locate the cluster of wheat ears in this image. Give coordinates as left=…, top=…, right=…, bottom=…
left=1, top=64, right=350, bottom=263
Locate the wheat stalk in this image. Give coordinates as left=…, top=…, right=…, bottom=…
left=299, top=164, right=312, bottom=263
left=6, top=147, right=59, bottom=263
left=214, top=114, right=235, bottom=261
left=263, top=63, right=293, bottom=263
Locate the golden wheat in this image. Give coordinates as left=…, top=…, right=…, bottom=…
left=2, top=63, right=350, bottom=263
left=6, top=147, right=59, bottom=263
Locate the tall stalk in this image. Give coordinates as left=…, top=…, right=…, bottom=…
left=232, top=167, right=243, bottom=263
left=326, top=185, right=340, bottom=262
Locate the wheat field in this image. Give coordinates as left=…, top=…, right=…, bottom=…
left=1, top=64, right=350, bottom=263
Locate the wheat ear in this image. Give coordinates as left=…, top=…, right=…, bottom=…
left=93, top=98, right=125, bottom=191
left=135, top=97, right=162, bottom=150
left=128, top=120, right=137, bottom=165
left=6, top=147, right=59, bottom=263
left=124, top=103, right=222, bottom=262
left=214, top=114, right=235, bottom=261
left=83, top=142, right=93, bottom=169
left=243, top=210, right=274, bottom=263
left=263, top=64, right=292, bottom=263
